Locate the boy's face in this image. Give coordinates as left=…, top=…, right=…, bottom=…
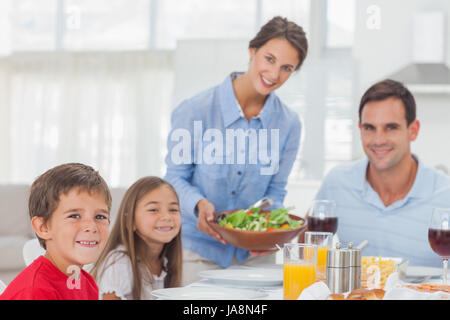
left=40, top=189, right=110, bottom=274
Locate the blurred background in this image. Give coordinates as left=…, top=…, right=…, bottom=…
left=0, top=1, right=450, bottom=282
left=1, top=0, right=449, bottom=189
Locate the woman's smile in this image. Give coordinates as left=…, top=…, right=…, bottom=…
left=260, top=75, right=276, bottom=88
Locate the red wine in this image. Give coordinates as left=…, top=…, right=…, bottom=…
left=307, top=216, right=338, bottom=234
left=428, top=228, right=450, bottom=259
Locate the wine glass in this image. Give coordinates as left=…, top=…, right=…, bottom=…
left=428, top=208, right=450, bottom=285
left=307, top=200, right=338, bottom=235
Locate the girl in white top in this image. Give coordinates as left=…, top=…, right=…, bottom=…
left=90, top=177, right=182, bottom=300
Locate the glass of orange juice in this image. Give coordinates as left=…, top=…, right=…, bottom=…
left=283, top=243, right=317, bottom=300
left=304, top=231, right=333, bottom=282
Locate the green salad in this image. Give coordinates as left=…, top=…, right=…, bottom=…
left=217, top=206, right=303, bottom=231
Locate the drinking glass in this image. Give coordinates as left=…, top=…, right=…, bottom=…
left=304, top=231, right=333, bottom=282
left=307, top=200, right=338, bottom=234
left=283, top=243, right=317, bottom=300
left=428, top=208, right=450, bottom=285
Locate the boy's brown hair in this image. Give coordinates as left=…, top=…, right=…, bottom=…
left=29, top=163, right=112, bottom=249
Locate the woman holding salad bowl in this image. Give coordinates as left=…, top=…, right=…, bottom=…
left=164, top=16, right=308, bottom=285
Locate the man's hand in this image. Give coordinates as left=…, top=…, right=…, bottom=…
left=196, top=198, right=226, bottom=245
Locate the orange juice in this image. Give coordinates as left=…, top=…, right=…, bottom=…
left=317, top=247, right=328, bottom=266
left=283, top=263, right=316, bottom=300
left=316, top=247, right=328, bottom=281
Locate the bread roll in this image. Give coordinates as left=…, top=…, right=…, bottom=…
left=371, top=288, right=386, bottom=299
left=346, top=288, right=367, bottom=300
left=327, top=294, right=345, bottom=300
left=346, top=288, right=385, bottom=300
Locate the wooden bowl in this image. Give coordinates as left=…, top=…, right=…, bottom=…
left=208, top=210, right=307, bottom=251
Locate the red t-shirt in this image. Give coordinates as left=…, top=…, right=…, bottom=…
left=0, top=256, right=98, bottom=300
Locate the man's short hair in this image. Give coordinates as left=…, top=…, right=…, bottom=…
left=359, top=79, right=416, bottom=126
left=29, top=163, right=111, bottom=249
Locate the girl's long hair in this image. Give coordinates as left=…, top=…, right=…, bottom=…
left=90, top=176, right=182, bottom=300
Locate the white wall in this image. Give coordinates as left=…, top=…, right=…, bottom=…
left=173, top=39, right=249, bottom=107
left=354, top=0, right=450, bottom=90
left=414, top=94, right=450, bottom=171
left=353, top=0, right=450, bottom=172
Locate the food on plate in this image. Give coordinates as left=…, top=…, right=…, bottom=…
left=217, top=206, right=303, bottom=231
left=347, top=288, right=369, bottom=300
left=404, top=283, right=450, bottom=294
left=361, top=256, right=397, bottom=289
left=327, top=288, right=386, bottom=300
left=365, top=288, right=386, bottom=300
left=326, top=294, right=345, bottom=300
left=209, top=208, right=306, bottom=251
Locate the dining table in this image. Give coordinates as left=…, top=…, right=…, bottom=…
left=186, top=264, right=284, bottom=300
left=151, top=262, right=446, bottom=300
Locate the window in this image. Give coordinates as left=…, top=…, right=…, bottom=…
left=1, top=0, right=358, bottom=185
left=6, top=0, right=313, bottom=51
left=281, top=57, right=357, bottom=182
left=261, top=0, right=310, bottom=33
left=11, top=0, right=58, bottom=51
left=325, top=0, right=355, bottom=48
left=63, top=0, right=150, bottom=50
left=155, top=0, right=256, bottom=49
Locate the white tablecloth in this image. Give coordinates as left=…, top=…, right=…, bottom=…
left=186, top=264, right=446, bottom=300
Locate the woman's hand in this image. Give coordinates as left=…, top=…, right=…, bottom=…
left=196, top=199, right=227, bottom=245
left=249, top=249, right=278, bottom=256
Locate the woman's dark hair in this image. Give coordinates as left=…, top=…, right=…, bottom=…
left=359, top=79, right=416, bottom=126
left=249, top=16, right=308, bottom=71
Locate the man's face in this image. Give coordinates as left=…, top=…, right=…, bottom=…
left=359, top=97, right=420, bottom=172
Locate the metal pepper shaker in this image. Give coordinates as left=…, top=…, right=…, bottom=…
left=326, top=242, right=350, bottom=294
left=347, top=242, right=361, bottom=291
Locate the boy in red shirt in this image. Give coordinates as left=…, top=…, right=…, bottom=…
left=0, top=163, right=111, bottom=300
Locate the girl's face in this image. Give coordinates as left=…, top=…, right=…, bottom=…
left=248, top=37, right=300, bottom=96
left=133, top=186, right=181, bottom=246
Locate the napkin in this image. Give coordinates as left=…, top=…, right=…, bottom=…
left=297, top=281, right=331, bottom=300
left=382, top=272, right=450, bottom=300
left=298, top=273, right=450, bottom=300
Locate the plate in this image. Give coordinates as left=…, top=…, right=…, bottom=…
left=406, top=266, right=442, bottom=278
left=151, top=286, right=268, bottom=300
left=198, top=268, right=283, bottom=287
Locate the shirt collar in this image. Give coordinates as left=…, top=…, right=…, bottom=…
left=407, top=155, right=434, bottom=199
left=353, top=157, right=369, bottom=192
left=355, top=154, right=433, bottom=210
left=219, top=72, right=276, bottom=128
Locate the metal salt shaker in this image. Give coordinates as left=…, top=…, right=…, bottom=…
left=326, top=242, right=350, bottom=294
left=347, top=242, right=361, bottom=291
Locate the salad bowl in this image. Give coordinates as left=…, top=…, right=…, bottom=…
left=208, top=209, right=307, bottom=251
